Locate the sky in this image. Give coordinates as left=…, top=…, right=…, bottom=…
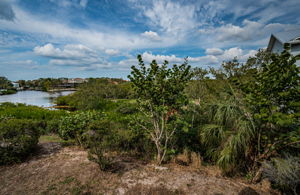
left=0, top=0, right=300, bottom=80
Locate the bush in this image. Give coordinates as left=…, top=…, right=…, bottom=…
left=58, top=111, right=101, bottom=146
left=86, top=116, right=155, bottom=170
left=45, top=119, right=61, bottom=134
left=0, top=119, right=41, bottom=165
left=115, top=102, right=138, bottom=115
left=262, top=156, right=300, bottom=194
left=86, top=120, right=115, bottom=170
left=0, top=102, right=66, bottom=121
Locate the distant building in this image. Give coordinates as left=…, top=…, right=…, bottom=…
left=12, top=82, right=20, bottom=88
left=68, top=78, right=88, bottom=84
left=267, top=29, right=300, bottom=65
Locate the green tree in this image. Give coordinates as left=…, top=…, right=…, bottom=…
left=0, top=77, right=13, bottom=89
left=240, top=46, right=300, bottom=162
left=198, top=47, right=299, bottom=175
left=128, top=55, right=192, bottom=164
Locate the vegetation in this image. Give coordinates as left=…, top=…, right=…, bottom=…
left=17, top=78, right=75, bottom=91
left=128, top=55, right=192, bottom=164
left=0, top=119, right=41, bottom=164
left=0, top=76, right=13, bottom=89
left=56, top=78, right=132, bottom=110
left=0, top=48, right=299, bottom=194
left=0, top=76, right=16, bottom=95
left=58, top=111, right=101, bottom=146
left=262, top=156, right=300, bottom=195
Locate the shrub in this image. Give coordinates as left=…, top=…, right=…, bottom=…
left=0, top=102, right=66, bottom=121
left=86, top=120, right=115, bottom=170
left=115, top=102, right=138, bottom=115
left=128, top=55, right=192, bottom=164
left=0, top=119, right=41, bottom=165
left=58, top=111, right=101, bottom=146
left=262, top=156, right=300, bottom=194
left=45, top=119, right=61, bottom=134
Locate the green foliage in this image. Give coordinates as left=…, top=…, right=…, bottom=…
left=128, top=55, right=192, bottom=164
left=55, top=78, right=133, bottom=110
left=86, top=120, right=115, bottom=170
left=45, top=119, right=61, bottom=134
left=0, top=76, right=13, bottom=89
left=129, top=55, right=192, bottom=110
left=0, top=89, right=17, bottom=95
left=238, top=48, right=300, bottom=163
left=115, top=101, right=138, bottom=114
left=199, top=94, right=255, bottom=174
left=194, top=48, right=299, bottom=175
left=0, top=103, right=67, bottom=135
left=241, top=49, right=300, bottom=126
left=262, top=156, right=300, bottom=194
left=56, top=93, right=110, bottom=110
left=0, top=119, right=41, bottom=165
left=58, top=111, right=101, bottom=146
left=0, top=102, right=66, bottom=121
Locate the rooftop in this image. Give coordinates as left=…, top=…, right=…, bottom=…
left=272, top=28, right=300, bottom=44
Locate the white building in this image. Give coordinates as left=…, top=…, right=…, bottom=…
left=267, top=29, right=300, bottom=65
left=12, top=82, right=20, bottom=88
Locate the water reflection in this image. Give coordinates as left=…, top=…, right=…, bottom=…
left=0, top=90, right=74, bottom=107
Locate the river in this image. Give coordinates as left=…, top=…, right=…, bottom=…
left=0, top=90, right=74, bottom=107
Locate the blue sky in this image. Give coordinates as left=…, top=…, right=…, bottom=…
left=0, top=0, right=300, bottom=80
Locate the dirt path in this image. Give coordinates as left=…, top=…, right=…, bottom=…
left=0, top=143, right=277, bottom=195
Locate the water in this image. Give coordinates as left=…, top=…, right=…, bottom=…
left=0, top=90, right=74, bottom=107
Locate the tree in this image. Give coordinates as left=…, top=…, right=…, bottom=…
left=128, top=55, right=192, bottom=164
left=198, top=47, right=300, bottom=175
left=239, top=46, right=300, bottom=162
left=0, top=77, right=13, bottom=89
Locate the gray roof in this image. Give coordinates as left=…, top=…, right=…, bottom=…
left=272, top=28, right=300, bottom=43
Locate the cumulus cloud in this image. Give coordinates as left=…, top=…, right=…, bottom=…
left=34, top=43, right=95, bottom=59
left=34, top=43, right=110, bottom=69
left=0, top=0, right=15, bottom=21
left=199, top=20, right=299, bottom=46
left=141, top=31, right=161, bottom=41
left=141, top=52, right=182, bottom=63
left=119, top=47, right=257, bottom=69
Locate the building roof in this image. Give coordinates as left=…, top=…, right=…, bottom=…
left=272, top=28, right=300, bottom=43
left=267, top=28, right=300, bottom=52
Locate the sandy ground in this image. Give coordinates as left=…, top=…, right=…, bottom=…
left=0, top=143, right=278, bottom=195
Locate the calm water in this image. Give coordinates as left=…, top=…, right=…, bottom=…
left=0, top=90, right=74, bottom=107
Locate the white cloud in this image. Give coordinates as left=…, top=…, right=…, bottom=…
left=141, top=31, right=161, bottom=41
left=144, top=0, right=198, bottom=37
left=34, top=43, right=62, bottom=58
left=118, top=48, right=257, bottom=70
left=0, top=6, right=176, bottom=51
left=221, top=47, right=244, bottom=60
left=141, top=52, right=182, bottom=63
left=34, top=43, right=110, bottom=69
left=199, top=20, right=299, bottom=47
left=34, top=43, right=95, bottom=59
left=104, top=49, right=119, bottom=56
